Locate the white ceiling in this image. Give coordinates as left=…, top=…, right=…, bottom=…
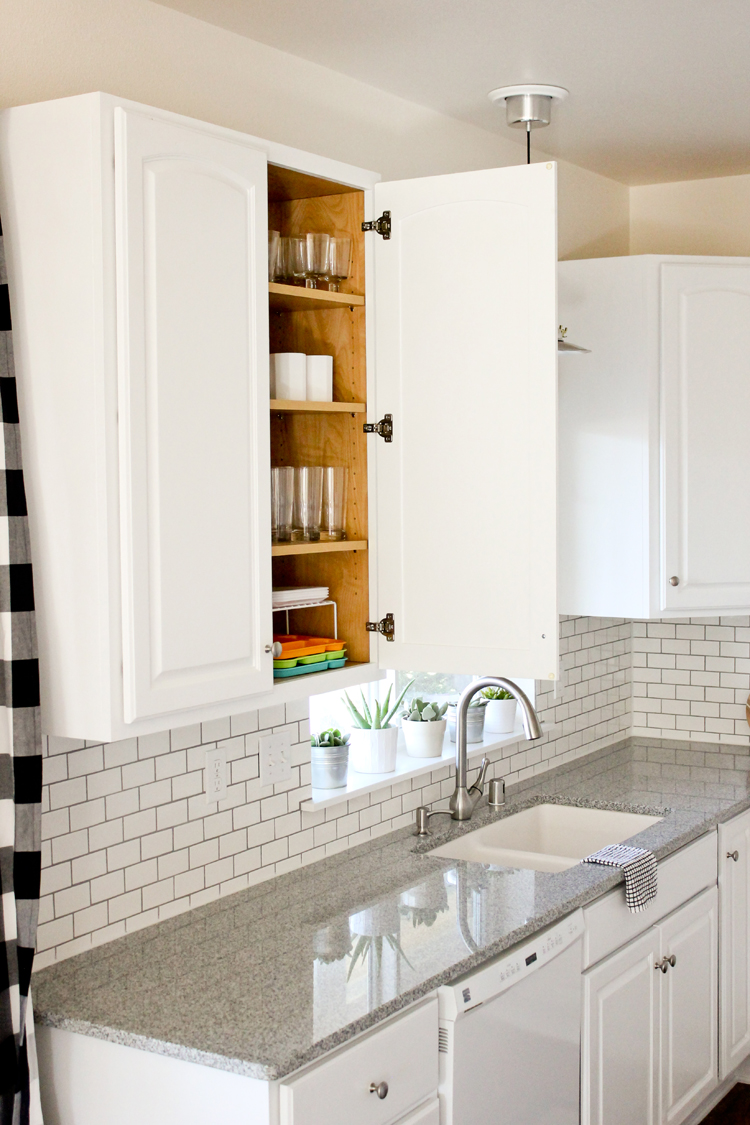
left=154, top=0, right=750, bottom=186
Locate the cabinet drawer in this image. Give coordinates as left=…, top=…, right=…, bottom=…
left=583, top=831, right=717, bottom=968
left=279, top=999, right=438, bottom=1125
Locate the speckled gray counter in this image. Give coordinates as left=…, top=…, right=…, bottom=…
left=33, top=737, right=750, bottom=1081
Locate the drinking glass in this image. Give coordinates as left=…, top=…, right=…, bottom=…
left=293, top=466, right=324, bottom=541
left=271, top=466, right=294, bottom=543
left=322, top=467, right=348, bottom=540
left=305, top=233, right=331, bottom=289
left=282, top=236, right=307, bottom=285
left=327, top=237, right=352, bottom=291
left=268, top=230, right=281, bottom=281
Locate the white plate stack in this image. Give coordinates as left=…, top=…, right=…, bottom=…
left=272, top=586, right=329, bottom=609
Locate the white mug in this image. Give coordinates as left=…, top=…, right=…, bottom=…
left=306, top=355, right=333, bottom=402
left=273, top=353, right=306, bottom=400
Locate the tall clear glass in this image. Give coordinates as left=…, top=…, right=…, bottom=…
left=305, top=233, right=331, bottom=289
left=282, top=236, right=307, bottom=285
left=327, top=237, right=352, bottom=291
left=268, top=230, right=281, bottom=281
left=322, top=467, right=348, bottom=540
left=293, top=466, right=324, bottom=541
left=271, top=466, right=294, bottom=543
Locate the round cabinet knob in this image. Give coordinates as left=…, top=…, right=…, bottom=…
left=669, top=576, right=679, bottom=586
left=655, top=957, right=669, bottom=973
left=728, top=850, right=740, bottom=862
left=668, top=954, right=676, bottom=968
left=369, top=1082, right=389, bottom=1100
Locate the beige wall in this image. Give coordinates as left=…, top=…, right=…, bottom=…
left=630, top=173, right=750, bottom=256
left=0, top=0, right=629, bottom=260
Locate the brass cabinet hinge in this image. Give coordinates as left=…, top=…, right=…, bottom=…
left=366, top=613, right=395, bottom=642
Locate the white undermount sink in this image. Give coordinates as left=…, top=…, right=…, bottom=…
left=429, top=803, right=663, bottom=872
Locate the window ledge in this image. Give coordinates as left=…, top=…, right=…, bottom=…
left=302, top=722, right=548, bottom=812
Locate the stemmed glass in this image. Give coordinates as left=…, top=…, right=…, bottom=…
left=327, top=237, right=352, bottom=292
left=305, top=233, right=331, bottom=289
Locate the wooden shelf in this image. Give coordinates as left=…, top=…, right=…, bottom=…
left=269, top=282, right=364, bottom=312
left=271, top=540, right=367, bottom=557
left=270, top=399, right=366, bottom=414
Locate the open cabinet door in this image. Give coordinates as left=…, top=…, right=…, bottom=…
left=370, top=162, right=557, bottom=679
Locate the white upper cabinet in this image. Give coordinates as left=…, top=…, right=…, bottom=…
left=370, top=163, right=558, bottom=680
left=559, top=255, right=750, bottom=619
left=1, top=93, right=274, bottom=740
left=1, top=92, right=559, bottom=740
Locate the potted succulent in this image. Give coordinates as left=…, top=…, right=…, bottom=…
left=447, top=698, right=487, bottom=743
left=310, top=728, right=350, bottom=790
left=481, top=686, right=518, bottom=734
left=343, top=680, right=414, bottom=774
left=400, top=697, right=448, bottom=758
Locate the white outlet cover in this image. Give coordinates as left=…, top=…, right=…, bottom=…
left=259, top=730, right=293, bottom=788
left=204, top=746, right=227, bottom=803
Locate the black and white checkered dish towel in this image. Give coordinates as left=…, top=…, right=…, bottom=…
left=583, top=844, right=658, bottom=913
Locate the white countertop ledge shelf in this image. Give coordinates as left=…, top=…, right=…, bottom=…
left=302, top=723, right=546, bottom=811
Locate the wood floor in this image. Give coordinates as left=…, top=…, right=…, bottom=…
left=700, top=1083, right=750, bottom=1123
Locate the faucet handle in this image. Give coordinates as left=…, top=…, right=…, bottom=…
left=469, top=756, right=490, bottom=795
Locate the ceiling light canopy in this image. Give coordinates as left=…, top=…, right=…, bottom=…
left=488, top=83, right=568, bottom=130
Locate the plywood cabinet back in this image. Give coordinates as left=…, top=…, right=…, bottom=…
left=268, top=171, right=370, bottom=666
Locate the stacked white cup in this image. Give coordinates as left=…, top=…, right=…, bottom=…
left=270, top=353, right=333, bottom=402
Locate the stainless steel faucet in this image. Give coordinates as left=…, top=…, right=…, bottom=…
left=449, top=677, right=542, bottom=821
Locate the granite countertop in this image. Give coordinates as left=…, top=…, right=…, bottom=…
left=33, top=737, right=750, bottom=1081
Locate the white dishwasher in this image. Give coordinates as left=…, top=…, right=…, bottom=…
left=437, top=908, right=584, bottom=1125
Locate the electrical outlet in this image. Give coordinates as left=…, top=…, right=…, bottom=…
left=259, top=730, right=293, bottom=788
left=204, top=747, right=227, bottom=803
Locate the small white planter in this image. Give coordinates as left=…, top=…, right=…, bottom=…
left=401, top=717, right=447, bottom=758
left=349, top=726, right=399, bottom=774
left=484, top=698, right=518, bottom=734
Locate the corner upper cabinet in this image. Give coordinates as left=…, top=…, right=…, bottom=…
left=558, top=255, right=750, bottom=619
left=370, top=163, right=558, bottom=680
left=0, top=93, right=274, bottom=740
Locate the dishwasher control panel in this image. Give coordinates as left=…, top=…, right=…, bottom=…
left=438, top=908, right=584, bottom=1020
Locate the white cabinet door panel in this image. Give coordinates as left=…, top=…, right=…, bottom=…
left=719, top=812, right=750, bottom=1079
left=661, top=264, right=750, bottom=612
left=659, top=887, right=718, bottom=1125
left=583, top=927, right=660, bottom=1125
left=115, top=108, right=273, bottom=720
left=371, top=163, right=557, bottom=679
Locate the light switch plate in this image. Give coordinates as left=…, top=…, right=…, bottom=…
left=204, top=746, right=227, bottom=803
left=260, top=730, right=293, bottom=788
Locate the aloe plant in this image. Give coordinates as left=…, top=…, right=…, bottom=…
left=402, top=697, right=448, bottom=723
left=481, top=686, right=514, bottom=701
left=311, top=728, right=350, bottom=748
left=343, top=679, right=414, bottom=730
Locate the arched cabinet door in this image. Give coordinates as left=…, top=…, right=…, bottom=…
left=370, top=162, right=558, bottom=680
left=661, top=263, right=750, bottom=613
left=115, top=107, right=273, bottom=722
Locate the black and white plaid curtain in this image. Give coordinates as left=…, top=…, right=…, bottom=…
left=0, top=217, right=43, bottom=1125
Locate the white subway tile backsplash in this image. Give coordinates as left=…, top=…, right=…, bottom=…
left=35, top=614, right=749, bottom=967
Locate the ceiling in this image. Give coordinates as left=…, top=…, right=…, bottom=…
left=154, top=0, right=750, bottom=186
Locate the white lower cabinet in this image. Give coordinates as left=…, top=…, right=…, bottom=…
left=583, top=887, right=718, bottom=1125
left=719, top=809, right=750, bottom=1078
left=279, top=999, right=438, bottom=1125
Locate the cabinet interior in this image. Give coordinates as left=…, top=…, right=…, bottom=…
left=268, top=165, right=370, bottom=666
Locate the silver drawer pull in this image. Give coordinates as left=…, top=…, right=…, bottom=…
left=728, top=850, right=740, bottom=862
left=667, top=954, right=676, bottom=968
left=655, top=957, right=669, bottom=973
left=369, top=1082, right=389, bottom=1099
